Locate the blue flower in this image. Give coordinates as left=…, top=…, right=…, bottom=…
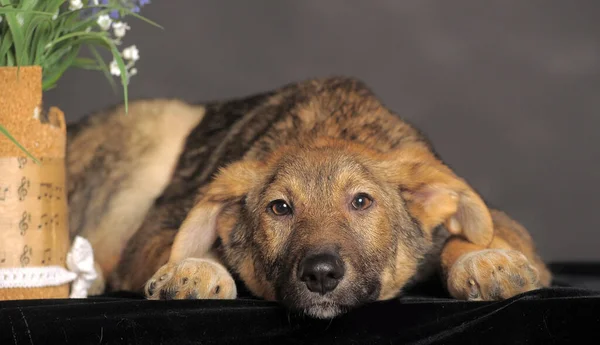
left=108, top=0, right=151, bottom=19
left=83, top=0, right=151, bottom=20
left=86, top=0, right=111, bottom=16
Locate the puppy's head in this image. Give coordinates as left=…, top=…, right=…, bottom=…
left=170, top=139, right=493, bottom=318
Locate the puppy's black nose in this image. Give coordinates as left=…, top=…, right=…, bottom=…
left=298, top=253, right=345, bottom=295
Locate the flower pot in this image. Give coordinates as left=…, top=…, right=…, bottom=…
left=0, top=66, right=71, bottom=299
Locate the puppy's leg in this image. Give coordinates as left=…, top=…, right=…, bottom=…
left=144, top=252, right=237, bottom=300
left=441, top=209, right=551, bottom=300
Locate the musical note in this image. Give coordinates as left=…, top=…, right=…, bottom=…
left=19, top=211, right=31, bottom=236
left=0, top=186, right=8, bottom=201
left=20, top=245, right=32, bottom=267
left=38, top=214, right=50, bottom=230
left=17, top=157, right=27, bottom=169
left=38, top=182, right=54, bottom=200
left=54, top=186, right=63, bottom=200
left=18, top=177, right=30, bottom=201
left=41, top=248, right=52, bottom=264
left=36, top=213, right=59, bottom=230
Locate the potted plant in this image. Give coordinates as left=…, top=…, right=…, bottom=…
left=0, top=0, right=157, bottom=300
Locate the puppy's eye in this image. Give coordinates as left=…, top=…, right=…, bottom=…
left=351, top=193, right=373, bottom=210
left=269, top=200, right=292, bottom=216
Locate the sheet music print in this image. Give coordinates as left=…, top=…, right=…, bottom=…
left=19, top=211, right=31, bottom=236
left=20, top=245, right=32, bottom=267
left=41, top=248, right=52, bottom=264
left=0, top=157, right=67, bottom=267
left=55, top=186, right=63, bottom=200
left=17, top=157, right=27, bottom=169
left=38, top=182, right=54, bottom=200
left=18, top=177, right=30, bottom=201
left=38, top=214, right=48, bottom=230
left=37, top=213, right=59, bottom=230
left=0, top=186, right=8, bottom=201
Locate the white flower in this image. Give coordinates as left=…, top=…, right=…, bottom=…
left=112, top=22, right=131, bottom=39
left=97, top=15, right=112, bottom=31
left=110, top=60, right=121, bottom=76
left=122, top=45, right=140, bottom=62
left=0, top=15, right=3, bottom=24
left=110, top=45, right=141, bottom=81
left=91, top=0, right=99, bottom=4
left=52, top=11, right=59, bottom=20
left=69, top=0, right=84, bottom=11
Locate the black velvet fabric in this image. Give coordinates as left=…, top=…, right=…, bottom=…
left=1, top=263, right=599, bottom=345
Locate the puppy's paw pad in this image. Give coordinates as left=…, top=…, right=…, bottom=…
left=144, top=258, right=237, bottom=300
left=448, top=249, right=541, bottom=301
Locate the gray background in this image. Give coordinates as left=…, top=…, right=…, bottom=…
left=47, top=0, right=600, bottom=263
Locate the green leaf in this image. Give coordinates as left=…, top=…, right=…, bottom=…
left=40, top=44, right=71, bottom=72
left=0, top=29, right=14, bottom=65
left=38, top=0, right=64, bottom=14
left=46, top=16, right=65, bottom=47
left=108, top=42, right=129, bottom=113
left=55, top=4, right=102, bottom=21
left=0, top=123, right=40, bottom=164
left=69, top=8, right=113, bottom=32
left=45, top=30, right=109, bottom=48
left=119, top=8, right=163, bottom=29
left=31, top=20, right=50, bottom=65
left=72, top=57, right=101, bottom=70
left=6, top=49, right=15, bottom=65
left=24, top=15, right=52, bottom=64
left=89, top=44, right=117, bottom=93
left=42, top=44, right=80, bottom=90
left=44, top=31, right=129, bottom=111
left=1, top=1, right=47, bottom=66
left=0, top=1, right=29, bottom=65
left=0, top=8, right=53, bottom=17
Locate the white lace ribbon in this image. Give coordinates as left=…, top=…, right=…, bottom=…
left=66, top=236, right=98, bottom=298
left=0, top=236, right=98, bottom=298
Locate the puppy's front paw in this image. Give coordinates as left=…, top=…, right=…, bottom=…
left=447, top=249, right=542, bottom=301
left=145, top=258, right=237, bottom=300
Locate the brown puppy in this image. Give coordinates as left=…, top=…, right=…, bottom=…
left=67, top=77, right=551, bottom=318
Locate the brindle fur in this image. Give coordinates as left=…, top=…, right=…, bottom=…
left=67, top=77, right=551, bottom=318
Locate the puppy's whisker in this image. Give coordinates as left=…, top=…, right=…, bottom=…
left=325, top=315, right=335, bottom=330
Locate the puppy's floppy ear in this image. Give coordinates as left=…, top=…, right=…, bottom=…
left=169, top=160, right=266, bottom=263
left=377, top=144, right=494, bottom=246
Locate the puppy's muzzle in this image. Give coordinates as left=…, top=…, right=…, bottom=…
left=297, top=251, right=345, bottom=295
